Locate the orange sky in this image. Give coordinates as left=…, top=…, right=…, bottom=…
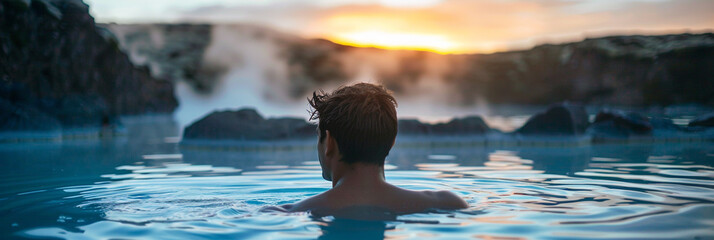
left=302, top=0, right=714, bottom=54
left=88, top=0, right=714, bottom=54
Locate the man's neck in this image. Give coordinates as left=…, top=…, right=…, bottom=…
left=332, top=163, right=386, bottom=188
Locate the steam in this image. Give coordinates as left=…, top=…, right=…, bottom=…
left=174, top=24, right=494, bottom=128
left=175, top=25, right=308, bottom=127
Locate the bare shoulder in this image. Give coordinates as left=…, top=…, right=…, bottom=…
left=285, top=191, right=331, bottom=212
left=422, top=190, right=469, bottom=209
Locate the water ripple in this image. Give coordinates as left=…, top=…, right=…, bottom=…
left=4, top=142, right=714, bottom=239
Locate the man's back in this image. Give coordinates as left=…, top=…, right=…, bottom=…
left=285, top=83, right=468, bottom=218
left=286, top=163, right=468, bottom=218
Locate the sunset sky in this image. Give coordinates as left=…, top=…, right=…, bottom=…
left=86, top=0, right=714, bottom=54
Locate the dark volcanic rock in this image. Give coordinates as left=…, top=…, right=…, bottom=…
left=516, top=103, right=589, bottom=136
left=589, top=110, right=652, bottom=138
left=688, top=113, right=714, bottom=127
left=0, top=81, right=117, bottom=128
left=279, top=38, right=355, bottom=99
left=397, top=119, right=431, bottom=135
left=186, top=110, right=491, bottom=141
left=649, top=117, right=680, bottom=131
left=183, top=109, right=316, bottom=140
left=431, top=116, right=490, bottom=135
left=0, top=98, right=61, bottom=132
left=107, top=22, right=714, bottom=106
left=0, top=0, right=178, bottom=130
left=39, top=95, right=114, bottom=128
left=398, top=116, right=490, bottom=136
left=102, top=23, right=220, bottom=93
left=447, top=34, right=714, bottom=106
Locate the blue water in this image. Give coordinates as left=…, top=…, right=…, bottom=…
left=1, top=117, right=713, bottom=239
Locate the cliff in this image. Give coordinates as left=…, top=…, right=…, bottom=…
left=106, top=23, right=714, bottom=107
left=446, top=34, right=714, bottom=105
left=0, top=0, right=178, bottom=131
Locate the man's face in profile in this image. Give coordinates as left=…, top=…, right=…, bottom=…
left=317, top=125, right=331, bottom=181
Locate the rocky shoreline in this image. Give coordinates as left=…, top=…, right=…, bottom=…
left=180, top=104, right=714, bottom=150
left=2, top=0, right=712, bottom=144
left=0, top=0, right=178, bottom=140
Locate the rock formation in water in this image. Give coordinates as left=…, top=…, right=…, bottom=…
left=105, top=23, right=714, bottom=107
left=648, top=117, right=680, bottom=131
left=181, top=105, right=714, bottom=144
left=0, top=0, right=178, bottom=131
left=516, top=103, right=589, bottom=136
left=183, top=109, right=315, bottom=140
left=689, top=113, right=714, bottom=127
left=398, top=116, right=491, bottom=136
left=588, top=110, right=653, bottom=140
left=183, top=108, right=493, bottom=141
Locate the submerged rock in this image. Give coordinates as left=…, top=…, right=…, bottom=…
left=183, top=109, right=315, bottom=140
left=588, top=110, right=652, bottom=138
left=688, top=113, right=714, bottom=127
left=398, top=116, right=490, bottom=136
left=516, top=103, right=589, bottom=136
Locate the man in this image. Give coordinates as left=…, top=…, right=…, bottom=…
left=283, top=83, right=468, bottom=218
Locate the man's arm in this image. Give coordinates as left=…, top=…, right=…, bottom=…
left=259, top=204, right=292, bottom=213
left=432, top=190, right=469, bottom=209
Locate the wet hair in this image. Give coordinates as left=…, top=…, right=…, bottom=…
left=308, top=83, right=398, bottom=165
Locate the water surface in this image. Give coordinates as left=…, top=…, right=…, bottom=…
left=1, top=118, right=713, bottom=239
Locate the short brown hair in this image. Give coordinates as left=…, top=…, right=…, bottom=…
left=308, top=83, right=398, bottom=165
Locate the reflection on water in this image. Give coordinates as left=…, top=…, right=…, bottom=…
left=1, top=118, right=713, bottom=239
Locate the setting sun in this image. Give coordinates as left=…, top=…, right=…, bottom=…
left=329, top=31, right=458, bottom=54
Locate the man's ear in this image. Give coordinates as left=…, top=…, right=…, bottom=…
left=325, top=130, right=338, bottom=158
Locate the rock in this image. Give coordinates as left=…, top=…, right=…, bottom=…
left=105, top=21, right=714, bottom=106
left=185, top=110, right=491, bottom=141
left=588, top=110, right=652, bottom=138
left=431, top=116, right=490, bottom=135
left=516, top=103, right=589, bottom=136
left=0, top=98, right=61, bottom=132
left=102, top=23, right=220, bottom=93
left=446, top=34, right=714, bottom=105
left=688, top=113, right=714, bottom=127
left=38, top=95, right=114, bottom=128
left=33, top=0, right=62, bottom=20
left=0, top=82, right=34, bottom=103
left=0, top=82, right=118, bottom=128
left=0, top=0, right=178, bottom=122
left=398, top=116, right=490, bottom=136
left=649, top=117, right=680, bottom=130
left=183, top=109, right=315, bottom=140
left=397, top=119, right=432, bottom=135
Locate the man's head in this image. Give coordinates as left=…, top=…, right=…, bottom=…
left=308, top=83, right=398, bottom=180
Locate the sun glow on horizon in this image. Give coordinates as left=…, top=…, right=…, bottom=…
left=310, top=8, right=514, bottom=54
left=328, top=31, right=459, bottom=54
left=87, top=0, right=714, bottom=54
